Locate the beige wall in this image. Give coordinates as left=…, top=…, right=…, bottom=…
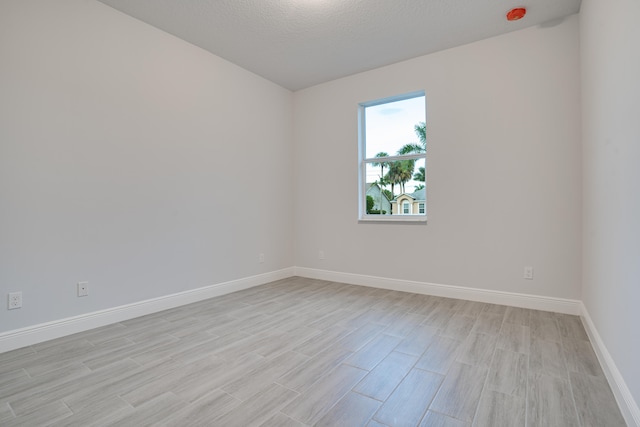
left=294, top=15, right=582, bottom=299
left=580, top=0, right=640, bottom=416
left=0, top=0, right=294, bottom=332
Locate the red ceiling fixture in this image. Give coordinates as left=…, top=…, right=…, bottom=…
left=506, top=7, right=527, bottom=21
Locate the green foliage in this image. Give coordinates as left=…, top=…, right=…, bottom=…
left=413, top=166, right=425, bottom=182
left=414, top=121, right=426, bottom=143
left=414, top=184, right=425, bottom=191
left=382, top=189, right=393, bottom=201
left=368, top=210, right=387, bottom=215
left=398, top=122, right=427, bottom=155
left=385, top=160, right=415, bottom=194
left=366, top=195, right=375, bottom=214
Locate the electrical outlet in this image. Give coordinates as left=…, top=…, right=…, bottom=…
left=77, top=281, right=89, bottom=297
left=8, top=292, right=22, bottom=309
left=319, top=250, right=325, bottom=260
left=524, top=266, right=534, bottom=280
left=259, top=253, right=265, bottom=263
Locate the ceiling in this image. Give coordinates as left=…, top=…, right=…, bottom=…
left=96, top=0, right=582, bottom=91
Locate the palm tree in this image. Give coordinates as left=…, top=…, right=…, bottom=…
left=371, top=152, right=390, bottom=214
left=398, top=122, right=426, bottom=155
left=414, top=121, right=426, bottom=144
left=398, top=161, right=414, bottom=193
left=385, top=162, right=403, bottom=196
left=413, top=166, right=425, bottom=182
left=386, top=160, right=415, bottom=195
left=371, top=152, right=390, bottom=181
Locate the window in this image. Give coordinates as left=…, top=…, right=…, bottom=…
left=358, top=91, right=427, bottom=221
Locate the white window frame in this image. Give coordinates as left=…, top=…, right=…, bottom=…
left=358, top=91, right=427, bottom=223
left=418, top=202, right=425, bottom=214
left=402, top=201, right=411, bottom=214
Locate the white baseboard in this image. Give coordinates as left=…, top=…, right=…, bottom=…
left=0, top=267, right=294, bottom=354
left=580, top=303, right=640, bottom=427
left=294, top=267, right=581, bottom=315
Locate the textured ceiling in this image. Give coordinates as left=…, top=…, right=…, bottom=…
left=96, top=0, right=582, bottom=91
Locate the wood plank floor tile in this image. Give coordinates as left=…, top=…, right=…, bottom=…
left=0, top=362, right=90, bottom=407
left=277, top=346, right=354, bottom=393
left=373, top=368, right=444, bottom=427
left=526, top=372, right=579, bottom=427
left=339, top=309, right=387, bottom=329
left=215, top=383, right=299, bottom=427
left=221, top=351, right=309, bottom=401
left=529, top=311, right=561, bottom=343
left=173, top=353, right=264, bottom=402
left=344, top=334, right=403, bottom=371
left=562, top=337, right=603, bottom=376
left=455, top=300, right=486, bottom=318
left=440, top=315, right=476, bottom=341
left=529, top=338, right=568, bottom=379
left=106, top=392, right=187, bottom=427
left=384, top=313, right=428, bottom=338
left=258, top=412, right=306, bottom=427
left=64, top=358, right=179, bottom=412
left=0, top=369, right=30, bottom=391
left=164, top=389, right=241, bottom=427
left=473, top=390, right=525, bottom=427
left=429, top=362, right=488, bottom=423
left=419, top=410, right=470, bottom=427
left=471, top=312, right=504, bottom=336
left=482, top=304, right=508, bottom=316
left=0, top=278, right=618, bottom=427
left=394, top=324, right=439, bottom=357
left=315, top=391, right=381, bottom=427
left=51, top=396, right=132, bottom=427
left=496, top=322, right=530, bottom=354
left=293, top=325, right=354, bottom=356
left=281, top=364, right=368, bottom=425
left=353, top=351, right=418, bottom=401
left=503, top=307, right=531, bottom=326
left=422, top=306, right=456, bottom=328
left=407, top=297, right=441, bottom=317
left=335, top=323, right=387, bottom=352
left=569, top=371, right=626, bottom=427
left=456, top=333, right=497, bottom=368
left=6, top=400, right=72, bottom=427
left=82, top=335, right=176, bottom=371
left=415, top=336, right=462, bottom=374
left=555, top=314, right=589, bottom=341
left=486, top=348, right=527, bottom=397
left=8, top=361, right=124, bottom=416
left=0, top=402, right=14, bottom=424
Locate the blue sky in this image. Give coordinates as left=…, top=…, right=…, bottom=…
left=365, top=95, right=425, bottom=158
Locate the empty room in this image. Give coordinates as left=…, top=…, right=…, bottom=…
left=1, top=0, right=638, bottom=426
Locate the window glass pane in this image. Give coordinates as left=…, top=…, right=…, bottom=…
left=359, top=91, right=426, bottom=221
left=366, top=158, right=425, bottom=200
left=364, top=96, right=425, bottom=159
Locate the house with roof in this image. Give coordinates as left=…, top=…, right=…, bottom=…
left=391, top=188, right=426, bottom=215
left=365, top=183, right=391, bottom=214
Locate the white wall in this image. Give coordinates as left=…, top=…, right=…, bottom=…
left=580, top=0, right=640, bottom=411
left=293, top=15, right=582, bottom=300
left=0, top=0, right=293, bottom=333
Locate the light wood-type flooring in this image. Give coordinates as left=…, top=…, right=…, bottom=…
left=0, top=277, right=627, bottom=426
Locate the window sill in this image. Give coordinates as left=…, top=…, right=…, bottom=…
left=358, top=216, right=427, bottom=224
